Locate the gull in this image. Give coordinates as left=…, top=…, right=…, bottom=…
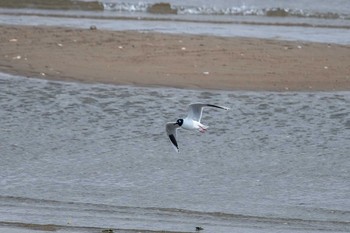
left=166, top=103, right=229, bottom=152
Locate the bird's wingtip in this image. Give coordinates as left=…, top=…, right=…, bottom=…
left=218, top=105, right=230, bottom=110
left=207, top=104, right=229, bottom=110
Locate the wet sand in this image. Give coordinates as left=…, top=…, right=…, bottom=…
left=0, top=222, right=191, bottom=233
left=0, top=25, right=350, bottom=91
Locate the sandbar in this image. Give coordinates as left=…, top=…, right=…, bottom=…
left=1, top=25, right=349, bottom=91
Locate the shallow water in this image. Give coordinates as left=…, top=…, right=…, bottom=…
left=0, top=73, right=349, bottom=232
left=0, top=0, right=350, bottom=44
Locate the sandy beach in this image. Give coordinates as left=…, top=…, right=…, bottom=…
left=1, top=25, right=349, bottom=91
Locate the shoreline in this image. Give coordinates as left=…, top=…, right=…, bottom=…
left=0, top=222, right=190, bottom=233
left=0, top=24, right=349, bottom=91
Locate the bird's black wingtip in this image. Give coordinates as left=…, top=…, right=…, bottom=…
left=207, top=104, right=229, bottom=110
left=169, top=134, right=179, bottom=152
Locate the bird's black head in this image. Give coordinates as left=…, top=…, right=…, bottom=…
left=175, top=119, right=183, bottom=126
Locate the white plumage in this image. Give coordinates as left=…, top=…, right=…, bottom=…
left=166, top=103, right=229, bottom=152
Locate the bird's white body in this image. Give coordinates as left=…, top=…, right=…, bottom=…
left=182, top=118, right=208, bottom=132
left=166, top=103, right=229, bottom=152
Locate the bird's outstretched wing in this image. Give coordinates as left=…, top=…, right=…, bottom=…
left=166, top=122, right=180, bottom=152
left=186, top=103, right=229, bottom=122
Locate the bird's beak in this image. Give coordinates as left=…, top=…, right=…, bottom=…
left=174, top=123, right=178, bottom=126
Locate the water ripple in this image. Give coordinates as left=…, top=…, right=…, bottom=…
left=0, top=73, right=349, bottom=232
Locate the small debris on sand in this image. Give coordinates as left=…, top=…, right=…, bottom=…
left=90, top=25, right=97, bottom=30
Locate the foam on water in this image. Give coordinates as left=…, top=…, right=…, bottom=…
left=3, top=0, right=350, bottom=19
left=0, top=73, right=350, bottom=232
left=101, top=1, right=350, bottom=20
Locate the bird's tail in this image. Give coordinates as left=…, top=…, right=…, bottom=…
left=200, top=123, right=208, bottom=129
left=198, top=123, right=209, bottom=131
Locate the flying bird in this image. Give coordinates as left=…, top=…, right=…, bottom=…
left=166, top=103, right=229, bottom=152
